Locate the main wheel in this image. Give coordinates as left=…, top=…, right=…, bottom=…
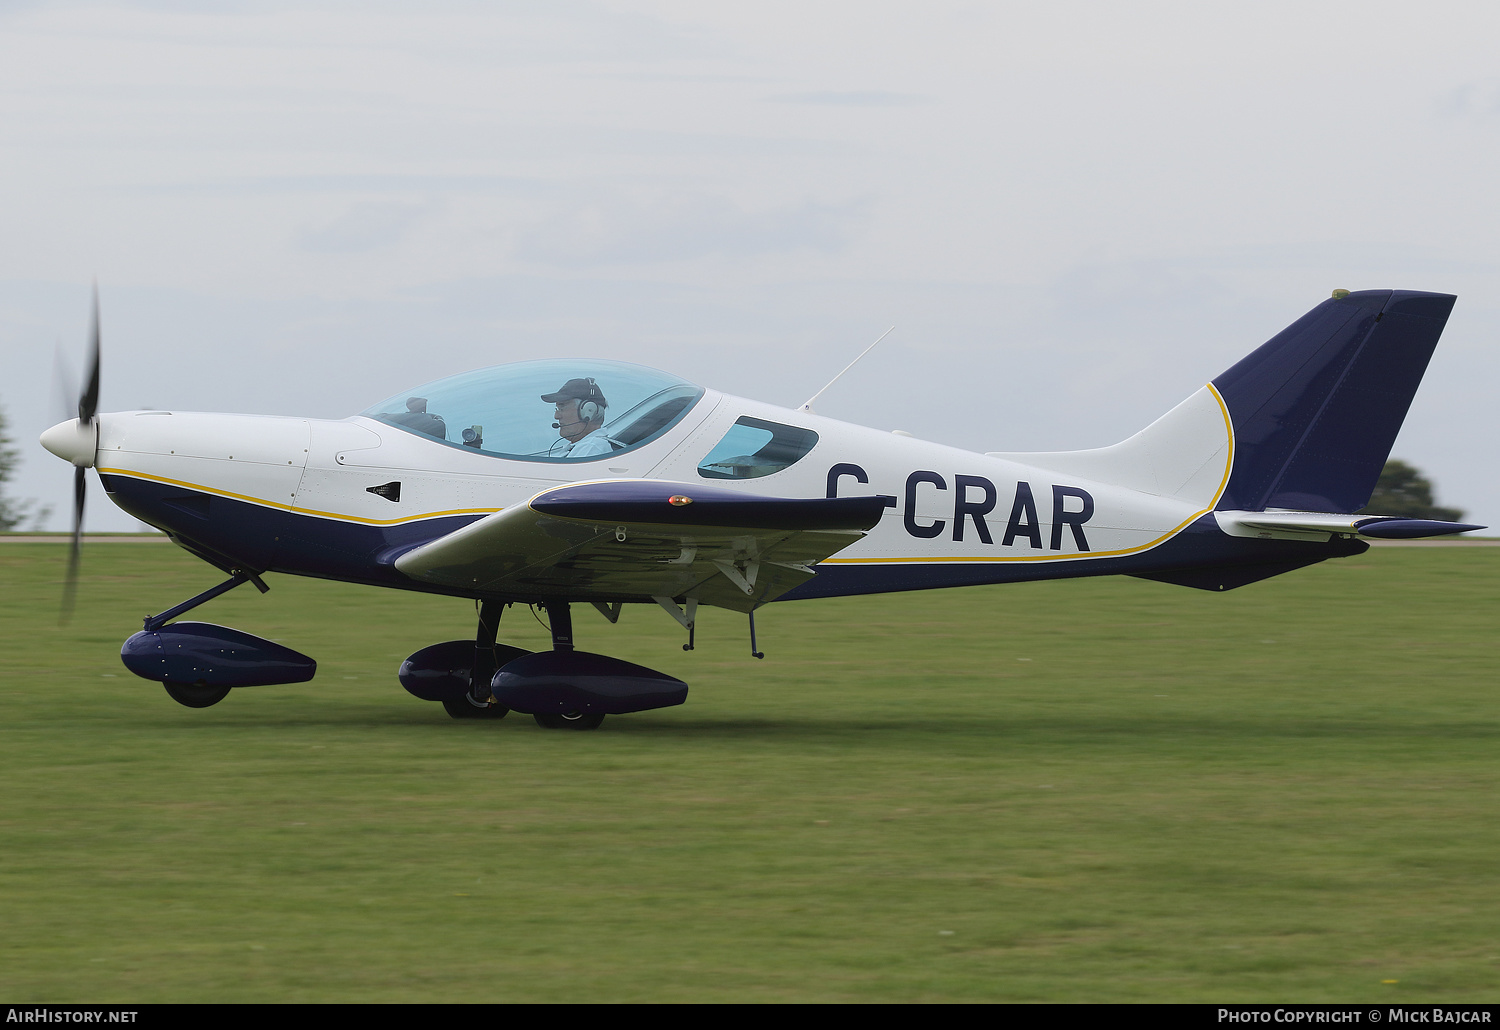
left=534, top=711, right=605, bottom=730
left=442, top=696, right=509, bottom=720
left=162, top=681, right=231, bottom=709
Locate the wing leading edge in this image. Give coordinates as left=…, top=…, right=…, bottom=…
left=393, top=480, right=891, bottom=612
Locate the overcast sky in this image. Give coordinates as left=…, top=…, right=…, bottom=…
left=2, top=1, right=1497, bottom=532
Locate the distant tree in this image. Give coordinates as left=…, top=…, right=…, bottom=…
left=1360, top=459, right=1464, bottom=522
left=0, top=401, right=51, bottom=531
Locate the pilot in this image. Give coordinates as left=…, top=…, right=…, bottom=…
left=542, top=377, right=613, bottom=457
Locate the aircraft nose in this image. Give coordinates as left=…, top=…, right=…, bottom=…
left=40, top=418, right=97, bottom=467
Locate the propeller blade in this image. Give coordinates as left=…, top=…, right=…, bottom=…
left=52, top=344, right=77, bottom=425
left=61, top=284, right=99, bottom=624
left=79, top=285, right=100, bottom=423
left=61, top=465, right=86, bottom=623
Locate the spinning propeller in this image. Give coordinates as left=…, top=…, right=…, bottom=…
left=42, top=287, right=102, bottom=621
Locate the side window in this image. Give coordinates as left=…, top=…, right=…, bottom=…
left=697, top=417, right=819, bottom=480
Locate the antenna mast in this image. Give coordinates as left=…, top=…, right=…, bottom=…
left=799, top=325, right=895, bottom=414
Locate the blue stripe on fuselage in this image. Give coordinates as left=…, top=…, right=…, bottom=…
left=100, top=473, right=483, bottom=595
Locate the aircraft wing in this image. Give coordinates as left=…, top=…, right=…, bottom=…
left=392, top=480, right=891, bottom=612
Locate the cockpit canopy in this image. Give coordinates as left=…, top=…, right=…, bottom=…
left=362, top=359, right=705, bottom=463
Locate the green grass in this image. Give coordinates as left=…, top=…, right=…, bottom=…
left=0, top=541, right=1497, bottom=1002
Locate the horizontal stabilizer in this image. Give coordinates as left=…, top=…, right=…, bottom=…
left=1217, top=509, right=1485, bottom=541
left=1356, top=518, right=1486, bottom=539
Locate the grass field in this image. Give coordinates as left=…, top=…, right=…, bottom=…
left=1, top=540, right=1497, bottom=1002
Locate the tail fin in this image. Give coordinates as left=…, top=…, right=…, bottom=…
left=1213, top=289, right=1456, bottom=513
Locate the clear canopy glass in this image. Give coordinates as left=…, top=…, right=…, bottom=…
left=361, top=359, right=705, bottom=463
left=697, top=416, right=820, bottom=480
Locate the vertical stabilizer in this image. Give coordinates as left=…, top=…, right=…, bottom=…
left=1212, top=290, right=1455, bottom=513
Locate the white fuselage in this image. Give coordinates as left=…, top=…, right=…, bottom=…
left=88, top=382, right=1234, bottom=581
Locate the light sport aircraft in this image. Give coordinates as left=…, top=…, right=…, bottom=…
left=41, top=288, right=1482, bottom=728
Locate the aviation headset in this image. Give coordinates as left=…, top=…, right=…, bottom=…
left=575, top=378, right=603, bottom=423
left=552, top=378, right=606, bottom=429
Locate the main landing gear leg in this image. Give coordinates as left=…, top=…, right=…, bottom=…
left=441, top=600, right=509, bottom=720
left=533, top=601, right=604, bottom=730
left=546, top=600, right=574, bottom=652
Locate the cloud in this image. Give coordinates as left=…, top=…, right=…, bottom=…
left=516, top=193, right=869, bottom=266
left=297, top=201, right=433, bottom=253
left=1434, top=79, right=1500, bottom=118
left=767, top=90, right=932, bottom=107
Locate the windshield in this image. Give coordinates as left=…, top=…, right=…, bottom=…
left=362, top=359, right=704, bottom=463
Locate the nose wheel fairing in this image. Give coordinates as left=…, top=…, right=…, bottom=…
left=121, top=621, right=317, bottom=695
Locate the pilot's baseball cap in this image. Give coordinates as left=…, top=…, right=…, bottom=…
left=541, top=377, right=606, bottom=405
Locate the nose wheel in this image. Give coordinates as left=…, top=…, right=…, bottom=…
left=534, top=711, right=605, bottom=730
left=163, top=681, right=232, bottom=709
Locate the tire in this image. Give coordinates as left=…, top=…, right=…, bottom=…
left=442, top=696, right=509, bottom=720
left=534, top=711, right=605, bottom=730
left=162, top=681, right=232, bottom=709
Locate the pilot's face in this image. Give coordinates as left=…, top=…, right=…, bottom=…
left=555, top=399, right=587, bottom=442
